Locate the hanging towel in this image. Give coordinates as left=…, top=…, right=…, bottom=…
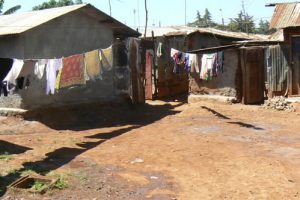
left=34, top=59, right=47, bottom=79
left=60, top=54, right=85, bottom=88
left=46, top=59, right=63, bottom=95
left=190, top=54, right=200, bottom=73
left=55, top=68, right=63, bottom=90
left=4, top=59, right=24, bottom=85
left=157, top=42, right=163, bottom=58
left=85, top=49, right=101, bottom=80
left=201, top=54, right=216, bottom=80
left=18, top=60, right=36, bottom=78
left=170, top=48, right=179, bottom=58
left=100, top=46, right=113, bottom=71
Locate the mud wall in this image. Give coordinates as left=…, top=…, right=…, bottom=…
left=189, top=49, right=239, bottom=97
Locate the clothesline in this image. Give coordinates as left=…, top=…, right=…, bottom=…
left=167, top=46, right=224, bottom=81
left=0, top=45, right=115, bottom=97
left=1, top=43, right=118, bottom=61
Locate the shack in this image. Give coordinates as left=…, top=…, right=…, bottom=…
left=0, top=4, right=142, bottom=109
left=269, top=2, right=300, bottom=96
left=142, top=26, right=267, bottom=101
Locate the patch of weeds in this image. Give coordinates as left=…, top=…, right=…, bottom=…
left=54, top=175, right=68, bottom=189
left=0, top=153, right=12, bottom=161
left=31, top=181, right=48, bottom=192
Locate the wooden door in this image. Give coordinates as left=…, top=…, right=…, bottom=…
left=241, top=47, right=265, bottom=104
left=292, top=37, right=300, bottom=95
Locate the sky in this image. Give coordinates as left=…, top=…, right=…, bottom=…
left=2, top=0, right=296, bottom=28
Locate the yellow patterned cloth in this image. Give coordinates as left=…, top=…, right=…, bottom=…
left=85, top=49, right=101, bottom=80
left=99, top=46, right=113, bottom=71
left=55, top=68, right=62, bottom=89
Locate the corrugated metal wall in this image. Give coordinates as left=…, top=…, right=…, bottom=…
left=265, top=45, right=289, bottom=92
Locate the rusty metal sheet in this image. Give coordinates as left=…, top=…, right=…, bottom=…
left=270, top=3, right=300, bottom=29
left=265, top=45, right=289, bottom=92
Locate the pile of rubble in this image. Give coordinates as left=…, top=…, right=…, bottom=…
left=263, top=96, right=295, bottom=112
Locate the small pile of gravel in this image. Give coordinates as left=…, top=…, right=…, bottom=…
left=263, top=96, right=295, bottom=112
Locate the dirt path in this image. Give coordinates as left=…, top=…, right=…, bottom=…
left=1, top=100, right=300, bottom=199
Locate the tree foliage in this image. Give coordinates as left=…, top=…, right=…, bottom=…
left=189, top=8, right=273, bottom=35
left=228, top=11, right=255, bottom=33
left=189, top=8, right=215, bottom=28
left=33, top=0, right=83, bottom=11
left=0, top=0, right=21, bottom=15
left=257, top=19, right=276, bottom=34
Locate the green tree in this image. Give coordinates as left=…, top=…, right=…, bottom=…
left=256, top=19, right=275, bottom=34
left=196, top=10, right=202, bottom=22
left=228, top=11, right=255, bottom=33
left=203, top=8, right=212, bottom=27
left=0, top=0, right=21, bottom=15
left=188, top=9, right=215, bottom=28
left=33, top=0, right=83, bottom=10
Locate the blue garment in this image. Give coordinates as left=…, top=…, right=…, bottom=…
left=184, top=53, right=190, bottom=72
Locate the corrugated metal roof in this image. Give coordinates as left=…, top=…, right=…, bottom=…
left=140, top=26, right=196, bottom=37
left=268, top=29, right=284, bottom=41
left=141, top=26, right=268, bottom=40
left=0, top=4, right=140, bottom=37
left=188, top=27, right=268, bottom=40
left=270, top=3, right=300, bottom=29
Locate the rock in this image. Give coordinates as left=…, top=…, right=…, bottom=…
left=130, top=158, right=144, bottom=164
left=263, top=96, right=294, bottom=111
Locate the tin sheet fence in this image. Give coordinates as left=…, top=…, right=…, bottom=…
left=265, top=45, right=289, bottom=92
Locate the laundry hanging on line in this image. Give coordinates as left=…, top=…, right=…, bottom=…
left=168, top=48, right=224, bottom=80
left=0, top=45, right=116, bottom=97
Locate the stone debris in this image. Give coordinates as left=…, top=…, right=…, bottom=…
left=263, top=96, right=295, bottom=112
left=130, top=158, right=144, bottom=164
left=150, top=176, right=159, bottom=180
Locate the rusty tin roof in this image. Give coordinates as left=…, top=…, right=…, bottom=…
left=270, top=3, right=300, bottom=29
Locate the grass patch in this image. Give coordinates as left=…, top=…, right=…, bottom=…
left=31, top=181, right=48, bottom=192
left=54, top=175, right=68, bottom=189
left=0, top=154, right=12, bottom=161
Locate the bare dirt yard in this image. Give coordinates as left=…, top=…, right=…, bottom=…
left=1, top=98, right=300, bottom=200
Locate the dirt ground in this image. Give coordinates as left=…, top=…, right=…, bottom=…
left=1, top=98, right=300, bottom=200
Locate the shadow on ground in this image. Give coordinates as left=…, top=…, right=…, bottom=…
left=0, top=100, right=184, bottom=197
left=201, top=106, right=264, bottom=131
left=227, top=122, right=264, bottom=131
left=0, top=140, right=32, bottom=155
left=22, top=101, right=183, bottom=131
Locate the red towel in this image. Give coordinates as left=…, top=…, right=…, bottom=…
left=60, top=54, right=85, bottom=88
